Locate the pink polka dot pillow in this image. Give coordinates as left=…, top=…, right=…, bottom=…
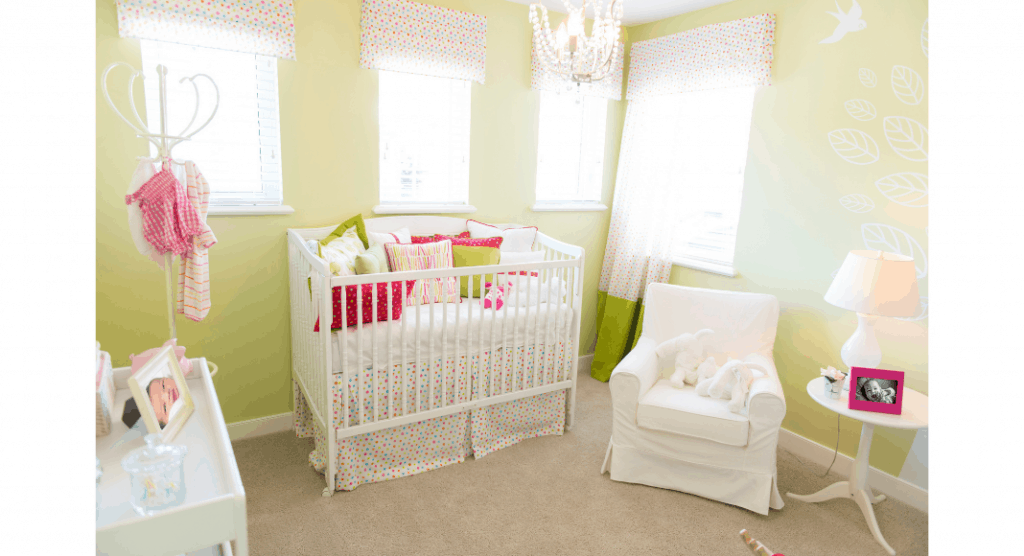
left=433, top=234, right=503, bottom=248
left=313, top=280, right=416, bottom=331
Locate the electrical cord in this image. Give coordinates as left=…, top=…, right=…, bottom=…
left=822, top=412, right=840, bottom=477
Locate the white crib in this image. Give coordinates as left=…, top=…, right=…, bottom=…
left=287, top=216, right=584, bottom=496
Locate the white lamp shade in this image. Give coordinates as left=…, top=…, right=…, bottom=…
left=825, top=250, right=920, bottom=317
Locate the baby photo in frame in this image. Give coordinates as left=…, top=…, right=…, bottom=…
left=849, top=366, right=905, bottom=415
left=127, top=345, right=194, bottom=441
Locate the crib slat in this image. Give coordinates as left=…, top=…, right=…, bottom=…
left=488, top=271, right=497, bottom=398
left=428, top=289, right=435, bottom=411
left=441, top=278, right=449, bottom=409
left=478, top=273, right=486, bottom=402
left=457, top=276, right=464, bottom=405
left=415, top=287, right=422, bottom=414
left=372, top=282, right=378, bottom=423
left=532, top=267, right=544, bottom=386
left=357, top=284, right=364, bottom=426
left=499, top=270, right=510, bottom=395
left=512, top=268, right=522, bottom=393
left=526, top=270, right=536, bottom=389
left=402, top=284, right=409, bottom=417
left=545, top=259, right=558, bottom=386
left=341, top=282, right=349, bottom=429
left=387, top=280, right=393, bottom=420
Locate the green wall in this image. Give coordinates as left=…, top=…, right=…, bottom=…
left=96, top=0, right=623, bottom=423
left=624, top=0, right=928, bottom=476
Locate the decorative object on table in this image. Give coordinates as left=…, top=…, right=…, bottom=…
left=695, top=359, right=770, bottom=414
left=654, top=328, right=713, bottom=388
left=127, top=345, right=194, bottom=441
left=739, top=529, right=782, bottom=556
left=849, top=366, right=905, bottom=415
left=121, top=433, right=188, bottom=516
left=528, top=0, right=623, bottom=84
left=825, top=250, right=919, bottom=390
left=96, top=346, right=115, bottom=436
left=820, top=365, right=847, bottom=400
left=130, top=338, right=194, bottom=377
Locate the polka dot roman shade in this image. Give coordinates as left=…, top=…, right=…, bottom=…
left=360, top=0, right=488, bottom=84
left=531, top=43, right=625, bottom=101
left=115, top=0, right=296, bottom=60
left=626, top=13, right=776, bottom=100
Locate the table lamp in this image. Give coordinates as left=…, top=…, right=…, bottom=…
left=825, top=250, right=919, bottom=388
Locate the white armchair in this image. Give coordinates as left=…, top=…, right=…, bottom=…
left=600, top=283, right=786, bottom=515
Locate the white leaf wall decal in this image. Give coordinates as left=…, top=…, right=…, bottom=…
left=921, top=19, right=929, bottom=58
left=861, top=223, right=928, bottom=278
left=829, top=129, right=880, bottom=165
left=840, top=194, right=876, bottom=213
left=897, top=296, right=928, bottom=321
left=891, top=65, right=925, bottom=105
left=844, top=99, right=877, bottom=121
left=859, top=68, right=877, bottom=87
left=875, top=173, right=928, bottom=207
left=883, top=116, right=929, bottom=161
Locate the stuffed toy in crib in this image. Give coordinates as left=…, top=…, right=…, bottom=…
left=654, top=329, right=714, bottom=388
left=483, top=281, right=513, bottom=311
left=695, top=359, right=769, bottom=414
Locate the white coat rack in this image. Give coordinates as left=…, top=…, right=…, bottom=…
left=102, top=62, right=220, bottom=341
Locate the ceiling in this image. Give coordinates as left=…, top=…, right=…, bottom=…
left=503, top=0, right=738, bottom=27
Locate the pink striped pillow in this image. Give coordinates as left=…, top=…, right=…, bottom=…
left=384, top=240, right=461, bottom=306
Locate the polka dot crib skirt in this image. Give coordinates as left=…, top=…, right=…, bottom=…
left=293, top=342, right=571, bottom=491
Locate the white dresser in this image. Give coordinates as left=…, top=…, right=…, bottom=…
left=96, top=358, right=247, bottom=556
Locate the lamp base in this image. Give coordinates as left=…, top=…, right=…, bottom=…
left=841, top=313, right=883, bottom=391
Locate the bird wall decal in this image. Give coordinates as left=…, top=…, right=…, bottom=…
left=820, top=0, right=867, bottom=44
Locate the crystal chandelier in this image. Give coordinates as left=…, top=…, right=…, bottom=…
left=529, top=0, right=624, bottom=84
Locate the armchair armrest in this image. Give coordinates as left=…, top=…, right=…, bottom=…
left=744, top=353, right=786, bottom=431
left=609, top=337, right=659, bottom=419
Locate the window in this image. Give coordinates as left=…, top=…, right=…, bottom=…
left=377, top=71, right=472, bottom=212
left=140, top=39, right=283, bottom=208
left=630, top=87, right=756, bottom=276
left=534, top=92, right=608, bottom=209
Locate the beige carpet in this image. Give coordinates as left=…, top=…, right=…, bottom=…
left=233, top=374, right=927, bottom=555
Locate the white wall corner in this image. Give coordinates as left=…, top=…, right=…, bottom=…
left=778, top=428, right=928, bottom=513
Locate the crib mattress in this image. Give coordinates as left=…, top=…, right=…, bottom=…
left=330, top=299, right=575, bottom=373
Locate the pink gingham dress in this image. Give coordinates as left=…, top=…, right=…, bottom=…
left=124, top=167, right=202, bottom=257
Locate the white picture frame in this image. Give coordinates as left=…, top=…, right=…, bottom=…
left=127, top=345, right=194, bottom=441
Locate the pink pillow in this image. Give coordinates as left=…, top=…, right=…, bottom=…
left=384, top=240, right=461, bottom=305
left=314, top=280, right=416, bottom=331
left=433, top=234, right=503, bottom=248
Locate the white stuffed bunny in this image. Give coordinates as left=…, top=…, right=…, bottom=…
left=695, top=359, right=769, bottom=414
left=655, top=329, right=714, bottom=388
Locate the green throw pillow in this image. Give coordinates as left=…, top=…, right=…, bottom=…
left=321, top=213, right=369, bottom=249
left=355, top=244, right=390, bottom=275
left=453, top=245, right=501, bottom=297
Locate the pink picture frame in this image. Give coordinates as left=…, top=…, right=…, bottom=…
left=848, top=367, right=905, bottom=415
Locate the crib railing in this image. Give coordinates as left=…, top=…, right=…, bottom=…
left=287, top=229, right=585, bottom=441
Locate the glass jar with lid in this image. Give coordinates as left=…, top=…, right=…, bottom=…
left=121, top=434, right=188, bottom=516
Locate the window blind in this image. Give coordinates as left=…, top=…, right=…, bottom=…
left=140, top=39, right=283, bottom=206
left=378, top=71, right=471, bottom=206
left=535, top=92, right=607, bottom=204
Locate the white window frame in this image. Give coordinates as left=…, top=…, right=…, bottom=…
left=139, top=40, right=291, bottom=216
left=533, top=91, right=609, bottom=212
left=375, top=70, right=476, bottom=214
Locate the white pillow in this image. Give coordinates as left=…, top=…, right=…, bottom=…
left=505, top=276, right=568, bottom=306
left=467, top=219, right=538, bottom=252
left=367, top=227, right=412, bottom=246
left=320, top=226, right=366, bottom=276
left=499, top=251, right=545, bottom=266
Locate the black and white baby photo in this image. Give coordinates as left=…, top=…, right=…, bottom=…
left=855, top=377, right=898, bottom=404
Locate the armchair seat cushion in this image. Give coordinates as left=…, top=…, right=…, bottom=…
left=637, top=379, right=749, bottom=447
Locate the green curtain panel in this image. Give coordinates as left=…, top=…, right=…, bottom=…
left=591, top=292, right=646, bottom=381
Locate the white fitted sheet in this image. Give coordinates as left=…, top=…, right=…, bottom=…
left=331, top=299, right=575, bottom=373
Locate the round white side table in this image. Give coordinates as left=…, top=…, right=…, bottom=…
left=787, top=377, right=927, bottom=556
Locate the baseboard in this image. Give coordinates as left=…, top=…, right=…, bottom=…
left=227, top=412, right=294, bottom=441
left=578, top=353, right=594, bottom=378
left=778, top=429, right=928, bottom=512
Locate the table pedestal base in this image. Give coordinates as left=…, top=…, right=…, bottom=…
left=786, top=423, right=896, bottom=556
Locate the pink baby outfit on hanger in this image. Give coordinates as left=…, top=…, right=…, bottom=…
left=125, top=166, right=203, bottom=257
